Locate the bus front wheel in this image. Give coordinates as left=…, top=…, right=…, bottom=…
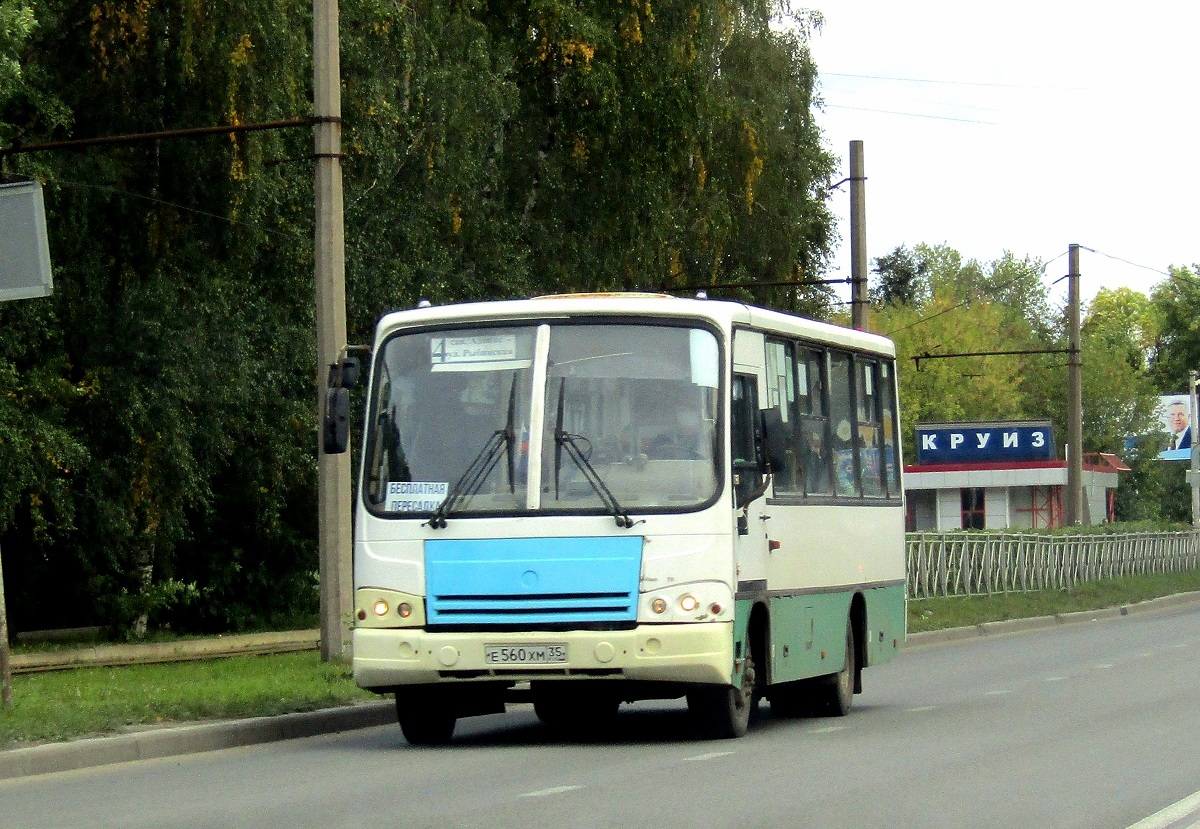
left=688, top=653, right=756, bottom=739
left=396, top=691, right=457, bottom=745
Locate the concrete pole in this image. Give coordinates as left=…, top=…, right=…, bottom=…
left=0, top=542, right=10, bottom=708
left=314, top=0, right=353, bottom=661
left=1065, top=244, right=1083, bottom=525
left=849, top=141, right=868, bottom=331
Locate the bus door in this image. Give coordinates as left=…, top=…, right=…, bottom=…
left=731, top=330, right=771, bottom=592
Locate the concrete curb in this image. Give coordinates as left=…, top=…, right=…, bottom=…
left=0, top=700, right=395, bottom=780
left=907, top=590, right=1200, bottom=647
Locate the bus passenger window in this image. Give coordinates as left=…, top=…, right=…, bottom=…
left=798, top=348, right=831, bottom=495
left=880, top=362, right=902, bottom=497
left=764, top=340, right=800, bottom=493
left=857, top=360, right=884, bottom=497
left=828, top=351, right=858, bottom=496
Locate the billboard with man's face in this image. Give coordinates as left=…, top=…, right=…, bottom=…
left=1157, top=394, right=1193, bottom=460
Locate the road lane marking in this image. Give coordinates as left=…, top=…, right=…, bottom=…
left=1124, top=788, right=1200, bottom=829
left=684, top=751, right=735, bottom=762
left=520, top=785, right=584, bottom=798
left=1044, top=676, right=1066, bottom=682
left=984, top=689, right=1011, bottom=696
left=1095, top=663, right=1113, bottom=669
left=809, top=726, right=846, bottom=734
left=905, top=706, right=938, bottom=713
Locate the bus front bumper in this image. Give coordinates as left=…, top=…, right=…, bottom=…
left=353, top=623, right=734, bottom=690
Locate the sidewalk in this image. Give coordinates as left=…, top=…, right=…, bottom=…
left=3, top=591, right=1198, bottom=781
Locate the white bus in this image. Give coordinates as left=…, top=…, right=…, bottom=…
left=324, top=293, right=906, bottom=743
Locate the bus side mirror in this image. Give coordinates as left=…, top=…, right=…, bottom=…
left=323, top=387, right=350, bottom=454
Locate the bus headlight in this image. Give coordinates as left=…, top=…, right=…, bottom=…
left=641, top=583, right=733, bottom=623
left=354, top=589, right=426, bottom=628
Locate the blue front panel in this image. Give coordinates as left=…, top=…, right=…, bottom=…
left=425, top=537, right=643, bottom=627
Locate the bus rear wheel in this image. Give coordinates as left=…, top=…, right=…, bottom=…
left=688, top=653, right=756, bottom=739
left=395, top=692, right=457, bottom=745
left=815, top=621, right=856, bottom=717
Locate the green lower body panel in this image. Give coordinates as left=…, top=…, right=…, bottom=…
left=765, top=584, right=905, bottom=685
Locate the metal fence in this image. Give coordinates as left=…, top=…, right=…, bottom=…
left=906, top=531, right=1200, bottom=599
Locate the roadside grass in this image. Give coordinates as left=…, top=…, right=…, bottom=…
left=3, top=570, right=1199, bottom=749
left=908, top=570, right=1200, bottom=632
left=0, top=652, right=376, bottom=749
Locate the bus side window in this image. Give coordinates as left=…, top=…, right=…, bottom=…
left=764, top=339, right=800, bottom=492
left=880, top=361, right=902, bottom=497
left=857, top=359, right=884, bottom=497
left=731, top=374, right=765, bottom=506
left=828, top=351, right=859, bottom=496
left=798, top=348, right=832, bottom=495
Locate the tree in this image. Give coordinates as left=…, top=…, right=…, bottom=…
left=1149, top=265, right=1200, bottom=394
left=874, top=294, right=1031, bottom=432
left=868, top=245, right=1149, bottom=460
left=0, top=2, right=35, bottom=119
left=1078, top=288, right=1159, bottom=454
left=0, top=0, right=840, bottom=637
left=1, top=1, right=319, bottom=635
left=869, top=244, right=929, bottom=307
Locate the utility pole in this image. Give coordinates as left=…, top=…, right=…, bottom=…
left=1065, top=243, right=1084, bottom=525
left=314, top=0, right=352, bottom=661
left=849, top=140, right=868, bottom=331
left=0, top=541, right=10, bottom=709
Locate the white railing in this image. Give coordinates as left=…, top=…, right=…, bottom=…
left=906, top=531, right=1200, bottom=598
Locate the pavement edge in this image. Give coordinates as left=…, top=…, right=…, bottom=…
left=0, top=700, right=395, bottom=781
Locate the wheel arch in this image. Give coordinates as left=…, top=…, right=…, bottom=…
left=850, top=591, right=867, bottom=693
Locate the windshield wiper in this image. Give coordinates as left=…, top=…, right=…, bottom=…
left=553, top=379, right=639, bottom=529
left=427, top=374, right=517, bottom=529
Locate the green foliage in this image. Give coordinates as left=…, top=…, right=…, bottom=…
left=1149, top=265, right=1200, bottom=393
left=0, top=0, right=837, bottom=637
left=870, top=244, right=929, bottom=306
left=2, top=0, right=319, bottom=636
left=0, top=2, right=35, bottom=113
left=870, top=244, right=1163, bottom=487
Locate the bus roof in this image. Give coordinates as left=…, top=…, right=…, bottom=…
left=374, top=294, right=895, bottom=357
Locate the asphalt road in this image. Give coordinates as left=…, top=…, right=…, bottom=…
left=4, top=603, right=1200, bottom=829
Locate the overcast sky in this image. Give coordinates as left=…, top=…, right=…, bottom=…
left=805, top=1, right=1198, bottom=309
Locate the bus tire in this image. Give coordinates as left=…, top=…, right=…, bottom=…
left=396, top=693, right=457, bottom=745
left=688, top=653, right=756, bottom=739
left=816, top=620, right=856, bottom=717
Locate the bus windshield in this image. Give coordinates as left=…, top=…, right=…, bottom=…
left=363, top=321, right=721, bottom=517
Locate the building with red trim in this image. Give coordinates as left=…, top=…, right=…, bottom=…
left=903, top=421, right=1128, bottom=531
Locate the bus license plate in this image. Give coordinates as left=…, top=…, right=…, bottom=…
left=484, top=643, right=568, bottom=665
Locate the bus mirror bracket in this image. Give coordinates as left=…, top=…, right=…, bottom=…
left=327, top=345, right=370, bottom=391
left=322, top=345, right=369, bottom=454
